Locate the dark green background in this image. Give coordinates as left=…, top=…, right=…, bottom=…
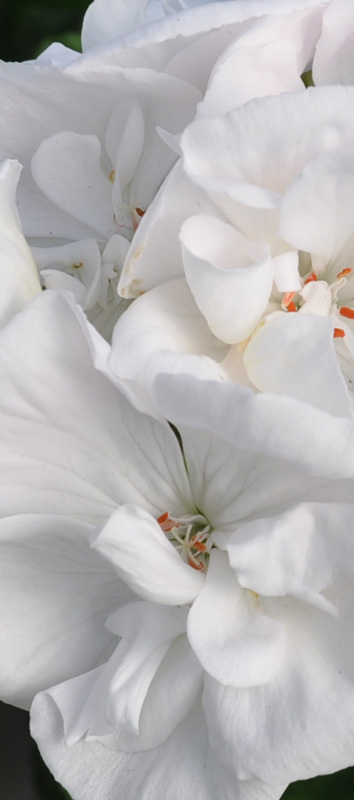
left=0, top=0, right=88, bottom=61
left=0, top=0, right=353, bottom=797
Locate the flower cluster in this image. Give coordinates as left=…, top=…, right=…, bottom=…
left=1, top=1, right=354, bottom=799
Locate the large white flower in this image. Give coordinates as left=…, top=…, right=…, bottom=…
left=1, top=290, right=354, bottom=799
left=112, top=83, right=354, bottom=411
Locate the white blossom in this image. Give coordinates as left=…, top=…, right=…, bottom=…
left=0, top=291, right=353, bottom=799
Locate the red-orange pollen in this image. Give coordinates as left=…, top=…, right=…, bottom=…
left=334, top=327, right=346, bottom=339
left=337, top=268, right=353, bottom=279
left=339, top=307, right=354, bottom=320
left=281, top=291, right=297, bottom=311
left=304, top=272, right=318, bottom=285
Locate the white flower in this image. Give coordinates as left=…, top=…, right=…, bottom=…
left=113, top=80, right=354, bottom=411
left=1, top=291, right=354, bottom=799
left=0, top=46, right=200, bottom=336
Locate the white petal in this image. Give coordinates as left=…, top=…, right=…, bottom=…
left=154, top=373, right=354, bottom=480
left=203, top=577, right=354, bottom=783
left=0, top=514, right=128, bottom=708
left=44, top=629, right=201, bottom=751
left=31, top=693, right=286, bottom=800
left=31, top=132, right=114, bottom=238
left=180, top=215, right=273, bottom=343
left=217, top=502, right=354, bottom=602
left=197, top=6, right=321, bottom=117
left=33, top=239, right=102, bottom=309
left=313, top=0, right=354, bottom=86
left=0, top=290, right=193, bottom=522
left=105, top=99, right=145, bottom=192
left=244, top=313, right=352, bottom=418
left=111, top=277, right=227, bottom=417
left=278, top=150, right=354, bottom=272
left=272, top=251, right=300, bottom=292
left=118, top=161, right=221, bottom=299
left=82, top=0, right=151, bottom=50
left=0, top=159, right=40, bottom=327
left=181, top=87, right=354, bottom=237
left=187, top=550, right=286, bottom=687
left=92, top=505, right=204, bottom=605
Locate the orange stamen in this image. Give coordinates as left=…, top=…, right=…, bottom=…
left=333, top=327, right=346, bottom=339
left=281, top=291, right=296, bottom=310
left=135, top=207, right=145, bottom=218
left=340, top=306, right=354, bottom=320
left=304, top=271, right=317, bottom=284
left=157, top=512, right=180, bottom=533
left=192, top=541, right=207, bottom=553
left=337, top=268, right=353, bottom=279
left=188, top=557, right=204, bottom=571
left=287, top=301, right=297, bottom=312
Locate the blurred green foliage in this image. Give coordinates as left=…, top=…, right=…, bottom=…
left=1, top=2, right=354, bottom=799
left=0, top=0, right=90, bottom=61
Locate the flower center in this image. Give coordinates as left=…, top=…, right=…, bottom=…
left=276, top=267, right=354, bottom=340
left=158, top=511, right=213, bottom=572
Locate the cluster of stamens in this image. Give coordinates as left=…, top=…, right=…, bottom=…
left=280, top=267, right=354, bottom=339
left=158, top=511, right=213, bottom=572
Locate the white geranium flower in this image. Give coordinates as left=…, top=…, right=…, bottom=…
left=0, top=159, right=40, bottom=328
left=0, top=52, right=199, bottom=336
left=113, top=85, right=354, bottom=411
left=1, top=291, right=354, bottom=799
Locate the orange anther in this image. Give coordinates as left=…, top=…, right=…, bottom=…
left=337, top=268, right=353, bottom=279
left=188, top=557, right=204, bottom=571
left=135, top=207, right=145, bottom=218
left=192, top=541, right=207, bottom=553
left=281, top=291, right=296, bottom=310
left=333, top=327, right=346, bottom=339
left=340, top=306, right=354, bottom=320
left=304, top=272, right=318, bottom=284
left=158, top=512, right=180, bottom=532
left=287, top=302, right=297, bottom=312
